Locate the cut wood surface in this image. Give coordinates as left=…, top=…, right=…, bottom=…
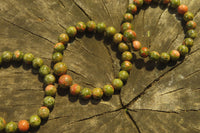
left=0, top=0, right=200, bottom=133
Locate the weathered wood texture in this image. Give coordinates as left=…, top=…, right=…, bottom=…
left=0, top=0, right=200, bottom=132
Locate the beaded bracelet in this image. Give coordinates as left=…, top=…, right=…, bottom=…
left=123, top=0, right=197, bottom=63
left=0, top=50, right=57, bottom=132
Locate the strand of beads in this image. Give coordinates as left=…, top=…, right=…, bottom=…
left=52, top=20, right=134, bottom=100
left=0, top=50, right=57, bottom=133
left=121, top=0, right=197, bottom=63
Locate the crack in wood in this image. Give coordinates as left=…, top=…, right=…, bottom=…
left=2, top=18, right=55, bottom=45
left=128, top=109, right=179, bottom=114
left=126, top=110, right=141, bottom=133
left=166, top=30, right=180, bottom=51
left=58, top=23, right=66, bottom=30
left=184, top=69, right=200, bottom=80
left=105, top=45, right=116, bottom=77
left=101, top=0, right=115, bottom=25
left=194, top=7, right=200, bottom=17
left=160, top=87, right=184, bottom=96
left=58, top=0, right=66, bottom=8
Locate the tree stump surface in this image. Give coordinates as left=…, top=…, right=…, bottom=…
left=0, top=0, right=200, bottom=133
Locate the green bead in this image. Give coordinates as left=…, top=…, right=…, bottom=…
left=103, top=85, right=114, bottom=96
left=52, top=52, right=63, bottom=63
left=183, top=38, right=194, bottom=48
left=96, top=22, right=106, bottom=33
left=113, top=33, right=123, bottom=44
left=133, top=0, right=144, bottom=7
left=54, top=43, right=65, bottom=52
left=0, top=117, right=6, bottom=131
left=45, top=85, right=57, bottom=96
left=184, top=12, right=194, bottom=22
left=80, top=88, right=92, bottom=100
left=149, top=51, right=160, bottom=61
left=105, top=26, right=116, bottom=37
left=118, top=70, right=129, bottom=82
left=58, top=33, right=69, bottom=44
left=186, top=21, right=197, bottom=30
left=123, top=13, right=133, bottom=22
left=170, top=0, right=180, bottom=8
left=44, top=74, right=56, bottom=85
left=29, top=115, right=41, bottom=127
left=177, top=45, right=189, bottom=56
left=118, top=42, right=129, bottom=53
left=121, top=51, right=133, bottom=61
left=123, top=30, right=136, bottom=42
left=2, top=51, right=13, bottom=63
left=23, top=53, right=34, bottom=64
left=127, top=4, right=137, bottom=14
left=121, top=61, right=133, bottom=72
left=43, top=96, right=55, bottom=108
left=37, top=106, right=50, bottom=119
left=39, top=65, right=51, bottom=77
left=32, top=57, right=44, bottom=69
left=5, top=121, right=17, bottom=133
left=13, top=50, right=24, bottom=62
left=92, top=88, right=103, bottom=99
left=112, top=79, right=123, bottom=90
left=186, top=29, right=197, bottom=39
left=121, top=22, right=133, bottom=33
left=160, top=52, right=170, bottom=63
left=53, top=62, right=67, bottom=76
left=169, top=50, right=180, bottom=61
left=66, top=26, right=77, bottom=37
left=86, top=21, right=96, bottom=32
left=76, top=21, right=86, bottom=32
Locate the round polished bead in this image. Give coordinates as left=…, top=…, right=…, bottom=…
left=177, top=4, right=188, bottom=15
left=66, top=26, right=77, bottom=37
left=29, top=115, right=41, bottom=127
left=123, top=13, right=133, bottom=22
left=121, top=61, right=132, bottom=72
left=18, top=120, right=29, bottom=132
left=5, top=121, right=17, bottom=133
left=118, top=70, right=129, bottom=82
left=127, top=4, right=137, bottom=14
left=96, top=22, right=106, bottom=33
left=149, top=51, right=160, bottom=61
left=183, top=38, right=194, bottom=48
left=76, top=22, right=86, bottom=33
left=23, top=53, right=34, bottom=64
left=105, top=26, right=116, bottom=37
left=169, top=50, right=180, bottom=61
left=37, top=106, right=50, bottom=119
left=86, top=21, right=96, bottom=32
left=54, top=43, right=65, bottom=53
left=178, top=45, right=189, bottom=56
left=186, top=21, right=197, bottom=30
left=170, top=0, right=180, bottom=8
left=58, top=74, right=73, bottom=88
left=13, top=50, right=24, bottom=62
left=39, top=65, right=51, bottom=77
left=113, top=33, right=123, bottom=44
left=58, top=33, right=69, bottom=44
left=184, top=12, right=194, bottom=22
left=44, top=74, right=56, bottom=85
left=2, top=51, right=13, bottom=63
left=144, top=0, right=152, bottom=4
left=70, top=84, right=81, bottom=96
left=118, top=43, right=129, bottom=53
left=0, top=117, right=6, bottom=131
left=53, top=62, right=67, bottom=76
left=43, top=96, right=55, bottom=108
left=92, top=88, right=103, bottom=99
left=186, top=29, right=197, bottom=39
left=132, top=41, right=142, bottom=51
left=45, top=85, right=57, bottom=96
left=123, top=30, right=136, bottom=42
left=160, top=52, right=170, bottom=63
left=52, top=52, right=63, bottom=63
left=112, top=79, right=123, bottom=91
left=161, top=0, right=170, bottom=4
left=121, top=22, right=133, bottom=33
left=121, top=51, right=133, bottom=61
left=133, top=0, right=144, bottom=7
left=80, top=88, right=92, bottom=100
left=32, top=57, right=44, bottom=69
left=139, top=47, right=149, bottom=58
left=103, top=85, right=114, bottom=96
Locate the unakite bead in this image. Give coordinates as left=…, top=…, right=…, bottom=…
left=132, top=41, right=142, bottom=51
left=23, top=53, right=34, bottom=64
left=76, top=22, right=86, bottom=32
left=169, top=50, right=180, bottom=61
left=178, top=45, right=189, bottom=56
left=118, top=70, right=129, bottom=82
left=5, top=121, right=17, bottom=133
left=0, top=117, right=6, bottom=131
left=186, top=21, right=197, bottom=30
left=53, top=62, right=67, bottom=76
left=45, top=85, right=57, bottom=96
left=123, top=30, right=136, bottom=42
left=58, top=74, right=73, bottom=88
left=184, top=12, right=194, bottom=22
left=118, top=43, right=129, bottom=53
left=139, top=47, right=149, bottom=58
left=2, top=51, right=13, bottom=63
left=37, top=106, right=50, bottom=119
left=43, top=96, right=55, bottom=108
left=96, top=22, right=106, bottom=33
left=32, top=57, right=44, bottom=69
left=86, top=21, right=96, bottom=32
left=123, top=13, right=133, bottom=22
left=44, top=74, right=56, bottom=85
left=66, top=26, right=77, bottom=37
left=121, top=61, right=132, bottom=72
left=160, top=52, right=170, bottom=63
left=183, top=38, right=194, bottom=48
left=112, top=79, right=123, bottom=90
left=105, top=26, right=116, bottom=37
left=58, top=33, right=69, bottom=44
left=121, top=22, right=133, bottom=33
left=170, top=0, right=180, bottom=8
left=186, top=29, right=197, bottom=39
left=127, top=4, right=137, bottom=14
left=13, top=50, right=24, bottom=62
left=29, top=115, right=41, bottom=127
left=70, top=84, right=81, bottom=96
left=80, top=88, right=92, bottom=99
left=103, top=85, right=114, bottom=96
left=18, top=120, right=29, bottom=132
left=133, top=0, right=144, bottom=7
left=52, top=52, right=63, bottom=63
left=121, top=51, right=133, bottom=61
left=54, top=43, right=65, bottom=53
left=149, top=51, right=160, bottom=61
left=92, top=88, right=103, bottom=99
left=161, top=0, right=170, bottom=4
left=113, top=33, right=123, bottom=44
left=177, top=4, right=188, bottom=15
left=144, top=0, right=152, bottom=4
left=39, top=65, right=51, bottom=77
